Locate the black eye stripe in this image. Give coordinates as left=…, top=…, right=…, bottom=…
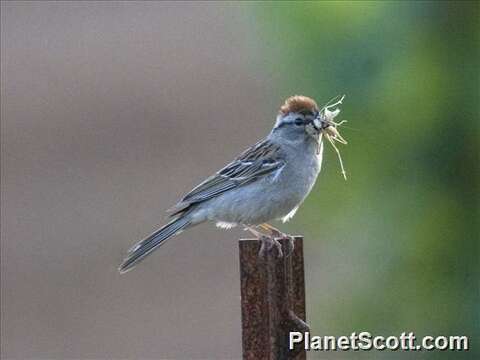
left=275, top=119, right=296, bottom=129
left=274, top=117, right=311, bottom=130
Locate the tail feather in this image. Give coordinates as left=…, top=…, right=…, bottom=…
left=119, top=216, right=191, bottom=273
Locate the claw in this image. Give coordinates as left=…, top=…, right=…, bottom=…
left=258, top=235, right=274, bottom=257
left=245, top=225, right=287, bottom=258
left=257, top=236, right=283, bottom=258
left=272, top=238, right=283, bottom=258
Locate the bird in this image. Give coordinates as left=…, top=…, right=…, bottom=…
left=119, top=95, right=347, bottom=273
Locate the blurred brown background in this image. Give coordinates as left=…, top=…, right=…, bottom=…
left=1, top=2, right=275, bottom=358
left=2, top=1, right=478, bottom=359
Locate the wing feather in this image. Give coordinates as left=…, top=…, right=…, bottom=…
left=169, top=139, right=284, bottom=215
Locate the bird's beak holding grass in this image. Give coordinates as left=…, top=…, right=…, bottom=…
left=314, top=96, right=349, bottom=180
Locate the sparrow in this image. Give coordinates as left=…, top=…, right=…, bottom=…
left=119, top=95, right=346, bottom=273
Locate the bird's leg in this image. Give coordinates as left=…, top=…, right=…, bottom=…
left=245, top=226, right=275, bottom=257
left=258, top=223, right=295, bottom=257
left=246, top=226, right=283, bottom=258
left=258, top=223, right=282, bottom=237
left=257, top=224, right=284, bottom=258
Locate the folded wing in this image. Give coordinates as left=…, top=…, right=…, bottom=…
left=170, top=139, right=285, bottom=216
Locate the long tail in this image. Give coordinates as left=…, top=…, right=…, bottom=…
left=119, top=215, right=192, bottom=273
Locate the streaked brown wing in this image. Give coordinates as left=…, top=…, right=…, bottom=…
left=169, top=139, right=284, bottom=215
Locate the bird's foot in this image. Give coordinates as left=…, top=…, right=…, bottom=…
left=270, top=232, right=295, bottom=257
left=258, top=224, right=295, bottom=257
left=245, top=225, right=286, bottom=258
left=258, top=235, right=283, bottom=258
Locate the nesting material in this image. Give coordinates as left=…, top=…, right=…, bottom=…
left=316, top=95, right=348, bottom=180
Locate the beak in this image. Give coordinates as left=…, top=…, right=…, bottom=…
left=313, top=115, right=347, bottom=144
left=312, top=116, right=329, bottom=132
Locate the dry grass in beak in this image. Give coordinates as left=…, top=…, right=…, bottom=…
left=319, top=95, right=348, bottom=180
left=324, top=129, right=347, bottom=180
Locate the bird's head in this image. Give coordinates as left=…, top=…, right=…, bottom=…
left=272, top=95, right=346, bottom=142
left=272, top=94, right=348, bottom=178
left=272, top=95, right=326, bottom=141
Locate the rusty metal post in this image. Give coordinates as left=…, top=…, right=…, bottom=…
left=239, top=236, right=308, bottom=360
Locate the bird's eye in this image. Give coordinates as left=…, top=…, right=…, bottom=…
left=294, top=118, right=304, bottom=126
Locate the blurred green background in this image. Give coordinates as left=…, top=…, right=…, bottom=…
left=257, top=2, right=479, bottom=359
left=2, top=1, right=478, bottom=359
